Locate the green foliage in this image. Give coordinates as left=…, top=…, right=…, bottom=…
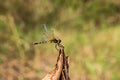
left=0, top=0, right=120, bottom=30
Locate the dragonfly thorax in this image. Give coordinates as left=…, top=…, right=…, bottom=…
left=50, top=38, right=61, bottom=44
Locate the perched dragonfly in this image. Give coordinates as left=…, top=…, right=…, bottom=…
left=33, top=24, right=61, bottom=49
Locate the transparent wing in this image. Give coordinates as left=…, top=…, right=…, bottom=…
left=43, top=24, right=48, bottom=32
left=42, top=24, right=55, bottom=40
left=41, top=34, right=48, bottom=42
left=33, top=24, right=57, bottom=45
left=38, top=24, right=55, bottom=44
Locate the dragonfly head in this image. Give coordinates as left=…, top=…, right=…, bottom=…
left=52, top=38, right=61, bottom=44
left=57, top=39, right=61, bottom=44
left=55, top=39, right=63, bottom=50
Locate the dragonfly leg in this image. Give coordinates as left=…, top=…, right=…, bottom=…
left=55, top=44, right=59, bottom=51
left=55, top=43, right=63, bottom=50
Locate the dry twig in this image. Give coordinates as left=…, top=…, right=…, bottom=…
left=42, top=45, right=70, bottom=80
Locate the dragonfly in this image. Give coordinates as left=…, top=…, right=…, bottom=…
left=33, top=24, right=62, bottom=50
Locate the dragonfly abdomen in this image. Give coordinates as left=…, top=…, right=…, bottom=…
left=33, top=41, right=48, bottom=45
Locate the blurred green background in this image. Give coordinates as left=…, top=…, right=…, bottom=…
left=0, top=0, right=120, bottom=80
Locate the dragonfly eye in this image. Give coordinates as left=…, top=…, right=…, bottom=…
left=58, top=39, right=61, bottom=43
